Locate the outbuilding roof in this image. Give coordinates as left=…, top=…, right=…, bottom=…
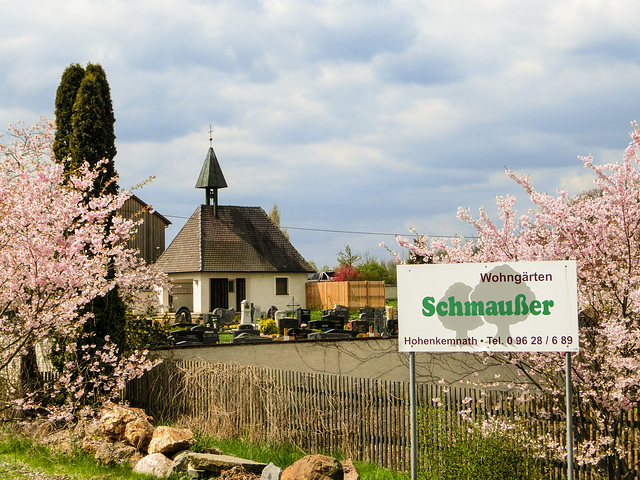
left=155, top=205, right=314, bottom=274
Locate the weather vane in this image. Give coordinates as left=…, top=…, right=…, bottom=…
left=209, top=125, right=213, bottom=147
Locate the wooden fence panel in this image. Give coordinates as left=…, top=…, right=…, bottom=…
left=305, top=281, right=385, bottom=310
left=126, top=360, right=640, bottom=477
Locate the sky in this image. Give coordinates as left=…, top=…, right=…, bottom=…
left=2, top=0, right=640, bottom=269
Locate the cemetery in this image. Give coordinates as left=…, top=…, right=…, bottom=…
left=166, top=298, right=399, bottom=347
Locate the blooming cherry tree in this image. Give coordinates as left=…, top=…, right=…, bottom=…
left=394, top=123, right=640, bottom=479
left=0, top=119, right=167, bottom=419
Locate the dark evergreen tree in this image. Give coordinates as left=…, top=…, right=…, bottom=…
left=54, top=63, right=118, bottom=195
left=53, top=63, right=85, bottom=169
left=51, top=64, right=127, bottom=403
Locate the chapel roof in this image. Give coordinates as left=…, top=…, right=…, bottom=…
left=155, top=205, right=314, bottom=274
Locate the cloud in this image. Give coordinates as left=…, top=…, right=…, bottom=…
left=3, top=0, right=640, bottom=268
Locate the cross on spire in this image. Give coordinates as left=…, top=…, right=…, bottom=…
left=209, top=125, right=213, bottom=147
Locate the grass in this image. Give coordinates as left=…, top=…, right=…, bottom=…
left=0, top=435, right=155, bottom=479
left=192, top=435, right=411, bottom=479
left=0, top=428, right=409, bottom=480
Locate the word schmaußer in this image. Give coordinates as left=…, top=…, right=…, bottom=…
left=422, top=294, right=555, bottom=317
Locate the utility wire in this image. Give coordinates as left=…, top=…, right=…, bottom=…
left=162, top=214, right=477, bottom=239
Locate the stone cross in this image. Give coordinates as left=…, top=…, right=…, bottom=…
left=287, top=297, right=300, bottom=316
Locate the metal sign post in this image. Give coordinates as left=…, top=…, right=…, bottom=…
left=409, top=351, right=417, bottom=480
left=566, top=352, right=574, bottom=480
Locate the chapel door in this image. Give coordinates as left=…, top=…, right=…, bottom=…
left=210, top=278, right=229, bottom=310
left=235, top=278, right=246, bottom=312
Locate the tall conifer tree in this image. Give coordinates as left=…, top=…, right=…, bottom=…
left=53, top=64, right=84, bottom=169
left=54, top=63, right=118, bottom=195
left=53, top=63, right=126, bottom=370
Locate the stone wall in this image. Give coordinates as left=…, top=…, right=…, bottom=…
left=151, top=337, right=521, bottom=387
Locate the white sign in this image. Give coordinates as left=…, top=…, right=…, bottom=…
left=397, top=261, right=579, bottom=352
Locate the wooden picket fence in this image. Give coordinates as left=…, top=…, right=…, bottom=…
left=305, top=281, right=385, bottom=310
left=125, top=359, right=640, bottom=477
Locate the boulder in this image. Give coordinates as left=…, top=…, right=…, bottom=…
left=167, top=450, right=192, bottom=477
left=100, top=404, right=151, bottom=440
left=261, top=461, right=283, bottom=480
left=185, top=452, right=267, bottom=475
left=73, top=417, right=103, bottom=439
left=124, top=416, right=154, bottom=451
left=220, top=465, right=261, bottom=479
left=94, top=442, right=141, bottom=466
left=169, top=451, right=268, bottom=479
left=341, top=459, right=360, bottom=480
left=133, top=453, right=174, bottom=478
left=82, top=435, right=104, bottom=455
left=281, top=454, right=343, bottom=480
left=147, top=426, right=195, bottom=455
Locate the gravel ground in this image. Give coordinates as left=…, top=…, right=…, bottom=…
left=0, top=460, right=73, bottom=480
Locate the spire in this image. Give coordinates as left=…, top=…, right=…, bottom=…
left=195, top=126, right=227, bottom=216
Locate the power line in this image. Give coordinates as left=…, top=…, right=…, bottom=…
left=162, top=214, right=477, bottom=239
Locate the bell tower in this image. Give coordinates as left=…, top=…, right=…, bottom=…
left=195, top=126, right=228, bottom=217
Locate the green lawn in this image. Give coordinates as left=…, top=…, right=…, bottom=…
left=0, top=429, right=409, bottom=480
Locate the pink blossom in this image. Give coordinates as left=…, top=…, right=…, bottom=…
left=393, top=121, right=640, bottom=473
left=0, top=119, right=168, bottom=419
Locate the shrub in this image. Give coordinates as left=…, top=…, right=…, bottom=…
left=333, top=265, right=363, bottom=282
left=258, top=318, right=278, bottom=335
left=418, top=405, right=543, bottom=480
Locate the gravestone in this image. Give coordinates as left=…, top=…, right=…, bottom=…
left=286, top=327, right=311, bottom=339
left=276, top=310, right=299, bottom=335
left=315, top=304, right=349, bottom=331
left=231, top=332, right=273, bottom=344
left=168, top=329, right=201, bottom=346
left=266, top=306, right=278, bottom=319
left=359, top=307, right=375, bottom=324
left=373, top=307, right=388, bottom=337
left=386, top=306, right=398, bottom=336
left=307, top=330, right=353, bottom=340
left=310, top=318, right=343, bottom=331
left=296, top=307, right=311, bottom=326
left=349, top=319, right=368, bottom=335
left=331, top=305, right=351, bottom=324
left=212, top=307, right=235, bottom=326
left=240, top=300, right=252, bottom=326
left=190, top=325, right=219, bottom=345
left=233, top=300, right=259, bottom=341
left=202, top=314, right=217, bottom=329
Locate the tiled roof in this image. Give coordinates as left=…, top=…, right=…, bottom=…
left=155, top=205, right=314, bottom=274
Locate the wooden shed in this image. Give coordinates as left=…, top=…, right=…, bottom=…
left=119, top=194, right=171, bottom=264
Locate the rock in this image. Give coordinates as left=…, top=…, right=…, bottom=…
left=187, top=464, right=207, bottom=478
left=167, top=450, right=192, bottom=476
left=73, top=417, right=102, bottom=439
left=100, top=404, right=151, bottom=440
left=220, top=465, right=260, bottom=479
left=38, top=428, right=75, bottom=456
left=200, top=446, right=223, bottom=455
left=124, top=416, right=154, bottom=451
left=147, top=426, right=195, bottom=455
left=133, top=453, right=174, bottom=478
left=82, top=435, right=104, bottom=455
left=172, top=452, right=267, bottom=475
left=261, top=462, right=283, bottom=480
left=281, top=454, right=343, bottom=480
left=341, top=459, right=360, bottom=480
left=95, top=442, right=140, bottom=466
